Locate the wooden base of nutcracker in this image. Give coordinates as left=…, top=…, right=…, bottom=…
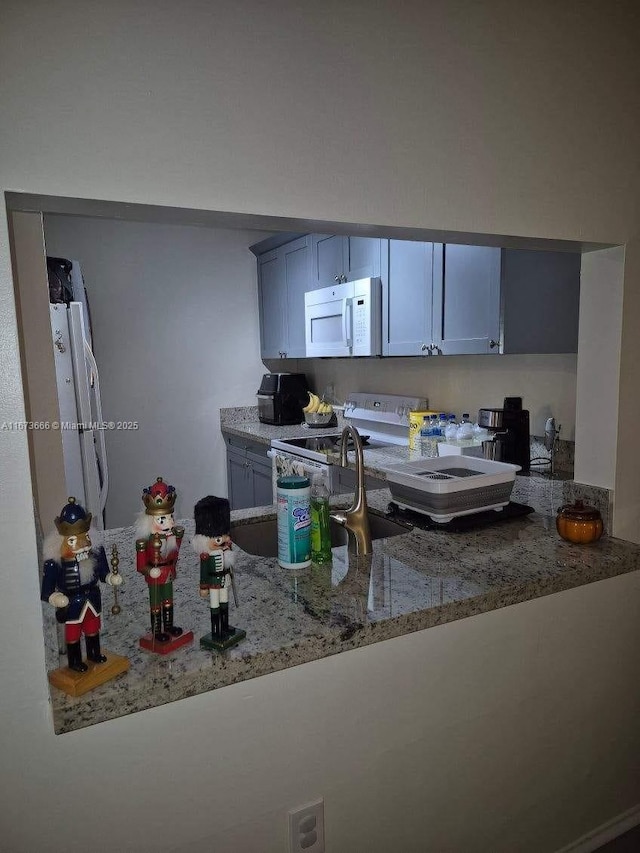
left=200, top=626, right=246, bottom=652
left=48, top=651, right=130, bottom=697
left=139, top=630, right=194, bottom=655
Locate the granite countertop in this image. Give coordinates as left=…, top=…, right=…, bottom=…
left=40, top=412, right=637, bottom=734
left=43, top=477, right=640, bottom=735
left=220, top=405, right=347, bottom=443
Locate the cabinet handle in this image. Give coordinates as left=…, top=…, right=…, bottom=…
left=334, top=274, right=347, bottom=284
left=421, top=343, right=428, bottom=352
left=489, top=339, right=500, bottom=349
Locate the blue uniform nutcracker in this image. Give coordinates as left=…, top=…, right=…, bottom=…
left=41, top=497, right=122, bottom=673
left=192, top=496, right=245, bottom=651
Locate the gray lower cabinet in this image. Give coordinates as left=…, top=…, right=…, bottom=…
left=385, top=241, right=580, bottom=356
left=257, top=235, right=311, bottom=359
left=225, top=435, right=273, bottom=510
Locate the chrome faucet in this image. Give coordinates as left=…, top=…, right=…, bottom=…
left=330, top=425, right=372, bottom=555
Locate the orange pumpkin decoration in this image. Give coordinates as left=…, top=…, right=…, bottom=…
left=556, top=500, right=604, bottom=544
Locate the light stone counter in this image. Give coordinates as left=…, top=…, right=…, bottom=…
left=43, top=476, right=640, bottom=734
left=40, top=414, right=631, bottom=734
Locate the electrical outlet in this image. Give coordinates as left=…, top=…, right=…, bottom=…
left=288, top=798, right=324, bottom=853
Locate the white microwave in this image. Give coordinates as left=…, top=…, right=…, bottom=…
left=304, top=278, right=382, bottom=357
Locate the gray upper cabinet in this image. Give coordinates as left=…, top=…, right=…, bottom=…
left=500, top=249, right=580, bottom=354
left=311, top=234, right=385, bottom=287
left=311, top=234, right=346, bottom=288
left=256, top=232, right=580, bottom=360
left=385, top=241, right=580, bottom=357
left=385, top=240, right=434, bottom=355
left=257, top=235, right=311, bottom=359
left=257, top=249, right=288, bottom=359
left=432, top=244, right=502, bottom=355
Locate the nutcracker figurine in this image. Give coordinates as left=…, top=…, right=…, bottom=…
left=192, top=496, right=245, bottom=651
left=135, top=476, right=193, bottom=653
left=41, top=497, right=129, bottom=695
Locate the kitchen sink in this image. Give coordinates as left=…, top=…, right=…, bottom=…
left=231, top=510, right=412, bottom=558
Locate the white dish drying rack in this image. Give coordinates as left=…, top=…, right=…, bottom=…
left=382, top=456, right=521, bottom=523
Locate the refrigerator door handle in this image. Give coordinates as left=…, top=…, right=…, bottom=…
left=83, top=339, right=109, bottom=516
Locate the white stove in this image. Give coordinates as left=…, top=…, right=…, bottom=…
left=270, top=392, right=427, bottom=492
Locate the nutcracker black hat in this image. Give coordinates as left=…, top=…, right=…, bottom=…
left=194, top=496, right=231, bottom=538
left=55, top=496, right=92, bottom=536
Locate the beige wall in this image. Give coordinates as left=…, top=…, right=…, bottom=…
left=9, top=212, right=68, bottom=527
left=1, top=2, right=639, bottom=851
left=299, top=353, right=578, bottom=438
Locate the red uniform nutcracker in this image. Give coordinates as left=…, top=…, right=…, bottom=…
left=135, top=477, right=193, bottom=651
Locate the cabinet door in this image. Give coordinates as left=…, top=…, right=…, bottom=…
left=386, top=240, right=434, bottom=356
left=282, top=235, right=312, bottom=358
left=227, top=450, right=252, bottom=510
left=344, top=236, right=383, bottom=281
left=257, top=250, right=287, bottom=359
left=501, top=249, right=580, bottom=353
left=432, top=244, right=501, bottom=355
left=311, top=234, right=347, bottom=289
left=251, top=459, right=274, bottom=507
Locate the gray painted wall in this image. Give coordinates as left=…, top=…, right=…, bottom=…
left=44, top=215, right=269, bottom=526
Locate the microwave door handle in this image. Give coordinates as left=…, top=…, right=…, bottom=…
left=342, top=297, right=352, bottom=348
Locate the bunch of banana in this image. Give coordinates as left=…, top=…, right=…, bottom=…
left=303, top=392, right=334, bottom=415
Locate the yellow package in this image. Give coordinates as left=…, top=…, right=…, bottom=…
left=408, top=410, right=440, bottom=450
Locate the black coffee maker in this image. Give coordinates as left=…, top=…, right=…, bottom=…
left=477, top=396, right=530, bottom=471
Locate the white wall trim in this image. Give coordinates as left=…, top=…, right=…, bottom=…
left=554, top=803, right=640, bottom=853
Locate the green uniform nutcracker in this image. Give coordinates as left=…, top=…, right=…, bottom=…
left=192, top=496, right=245, bottom=652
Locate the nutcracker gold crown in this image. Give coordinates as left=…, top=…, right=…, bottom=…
left=142, top=476, right=177, bottom=516
left=54, top=496, right=92, bottom=536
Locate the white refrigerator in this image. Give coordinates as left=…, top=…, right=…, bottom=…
left=49, top=299, right=108, bottom=529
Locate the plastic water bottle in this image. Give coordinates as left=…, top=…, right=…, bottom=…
left=444, top=414, right=458, bottom=441
left=310, top=475, right=332, bottom=564
left=456, top=413, right=474, bottom=440
left=420, top=415, right=440, bottom=457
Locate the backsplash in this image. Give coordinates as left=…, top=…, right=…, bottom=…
left=529, top=436, right=574, bottom=476
left=220, top=406, right=260, bottom=425
left=562, top=481, right=613, bottom=534
left=296, top=353, right=578, bottom=438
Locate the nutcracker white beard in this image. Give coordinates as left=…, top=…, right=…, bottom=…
left=77, top=555, right=97, bottom=585
left=135, top=512, right=176, bottom=556
left=157, top=534, right=177, bottom=557
left=42, top=531, right=97, bottom=578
